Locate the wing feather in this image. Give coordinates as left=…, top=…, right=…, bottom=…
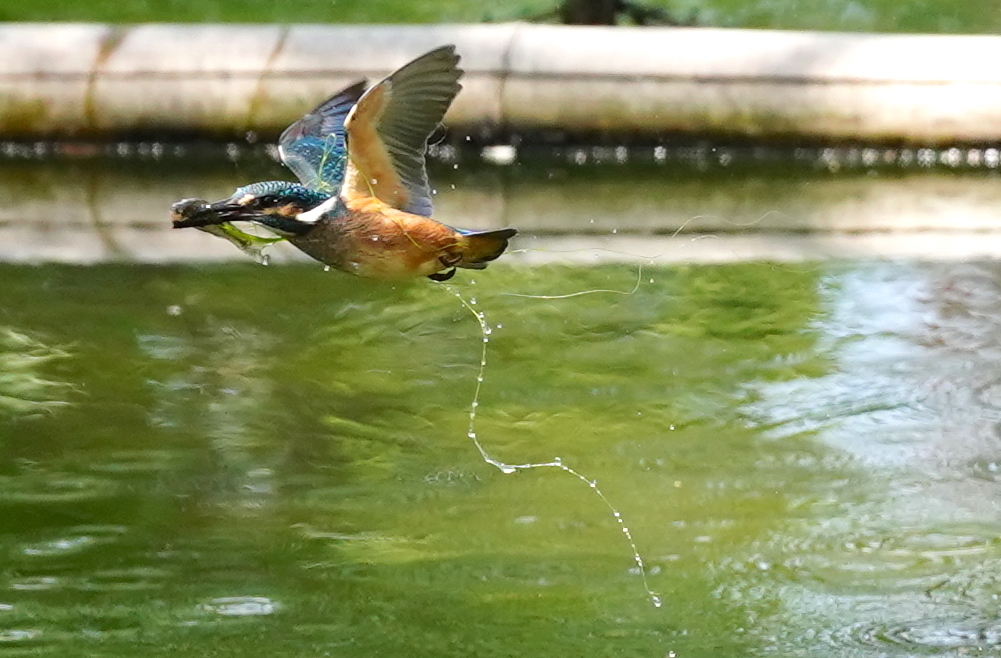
left=278, top=81, right=367, bottom=194
left=344, top=45, right=462, bottom=217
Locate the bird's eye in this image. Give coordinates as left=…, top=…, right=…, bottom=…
left=255, top=195, right=277, bottom=207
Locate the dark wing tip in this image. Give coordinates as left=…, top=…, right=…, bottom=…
left=412, top=44, right=462, bottom=78
left=429, top=43, right=458, bottom=57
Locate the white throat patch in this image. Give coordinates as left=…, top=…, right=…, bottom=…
left=297, top=196, right=340, bottom=224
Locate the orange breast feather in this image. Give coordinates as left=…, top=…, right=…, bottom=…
left=301, top=197, right=462, bottom=279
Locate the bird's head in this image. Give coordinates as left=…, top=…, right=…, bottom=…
left=171, top=181, right=329, bottom=236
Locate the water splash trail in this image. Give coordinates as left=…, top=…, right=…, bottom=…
left=500, top=262, right=646, bottom=300
left=444, top=284, right=662, bottom=608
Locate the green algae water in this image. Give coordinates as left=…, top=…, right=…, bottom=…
left=4, top=257, right=1001, bottom=656
left=4, top=148, right=1001, bottom=656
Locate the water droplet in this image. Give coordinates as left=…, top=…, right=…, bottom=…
left=323, top=265, right=331, bottom=272
left=481, top=145, right=516, bottom=165
left=499, top=465, right=516, bottom=474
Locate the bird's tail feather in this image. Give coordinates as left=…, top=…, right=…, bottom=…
left=458, top=228, right=517, bottom=268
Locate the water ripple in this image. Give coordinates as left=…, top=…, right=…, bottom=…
left=0, top=474, right=118, bottom=504
left=77, top=567, right=172, bottom=592
left=85, top=450, right=176, bottom=475
left=13, top=526, right=127, bottom=565
left=198, top=596, right=280, bottom=617
left=9, top=577, right=61, bottom=592
left=0, top=628, right=42, bottom=643
left=968, top=459, right=1001, bottom=483
left=0, top=623, right=140, bottom=648
left=830, top=616, right=1001, bottom=650
left=20, top=535, right=97, bottom=558
left=748, top=524, right=1001, bottom=595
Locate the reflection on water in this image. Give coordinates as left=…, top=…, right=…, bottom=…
left=5, top=146, right=1001, bottom=264
left=2, top=261, right=1001, bottom=656
left=0, top=330, right=70, bottom=420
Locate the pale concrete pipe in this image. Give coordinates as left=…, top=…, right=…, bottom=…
left=3, top=23, right=1001, bottom=142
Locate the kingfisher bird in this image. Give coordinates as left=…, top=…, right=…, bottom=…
left=170, top=45, right=516, bottom=282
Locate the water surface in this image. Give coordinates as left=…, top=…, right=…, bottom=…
left=3, top=258, right=1001, bottom=656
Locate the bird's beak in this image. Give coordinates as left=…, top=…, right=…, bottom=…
left=171, top=198, right=256, bottom=228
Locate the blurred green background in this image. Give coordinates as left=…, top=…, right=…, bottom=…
left=0, top=0, right=997, bottom=34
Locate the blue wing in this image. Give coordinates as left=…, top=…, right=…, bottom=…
left=278, top=81, right=367, bottom=195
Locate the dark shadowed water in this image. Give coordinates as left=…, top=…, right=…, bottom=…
left=3, top=151, right=1001, bottom=656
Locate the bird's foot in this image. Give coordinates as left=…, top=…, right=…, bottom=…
left=428, top=268, right=456, bottom=282
left=439, top=251, right=462, bottom=268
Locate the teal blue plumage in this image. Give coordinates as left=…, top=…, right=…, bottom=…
left=232, top=181, right=328, bottom=209
left=278, top=81, right=366, bottom=195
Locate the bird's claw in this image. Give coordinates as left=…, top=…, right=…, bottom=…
left=428, top=268, right=456, bottom=282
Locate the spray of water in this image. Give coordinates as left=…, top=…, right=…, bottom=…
left=445, top=284, right=662, bottom=608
